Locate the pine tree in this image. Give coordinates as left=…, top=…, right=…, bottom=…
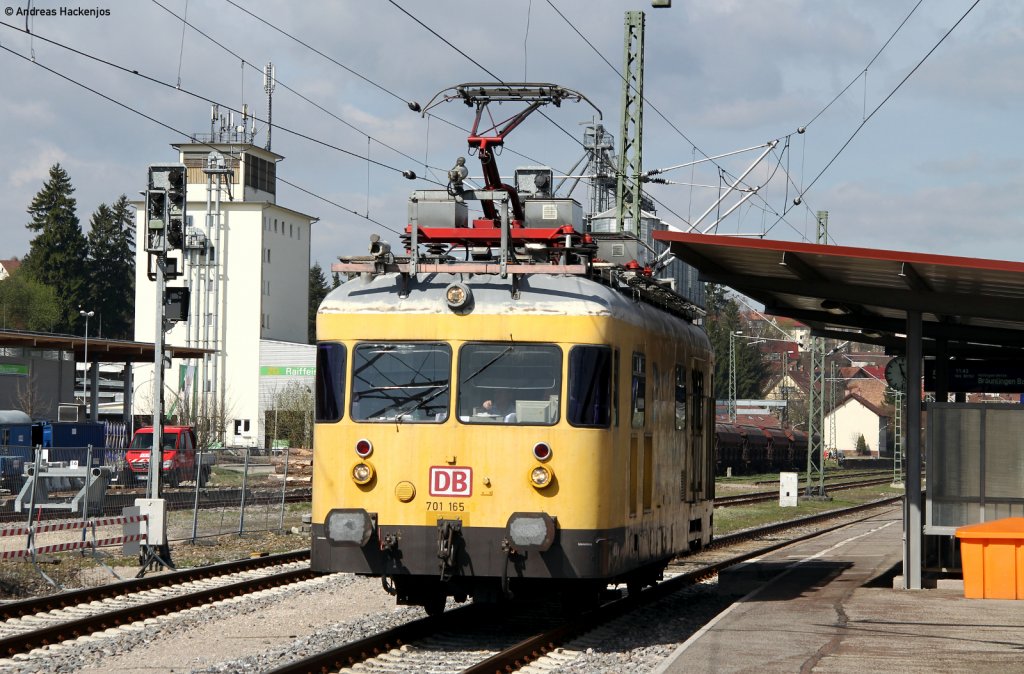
left=855, top=433, right=870, bottom=456
left=85, top=195, right=136, bottom=338
left=21, top=164, right=89, bottom=333
left=308, top=262, right=331, bottom=343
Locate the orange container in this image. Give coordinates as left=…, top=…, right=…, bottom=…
left=955, top=517, right=1024, bottom=599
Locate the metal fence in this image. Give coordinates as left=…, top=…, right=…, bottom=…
left=0, top=445, right=312, bottom=543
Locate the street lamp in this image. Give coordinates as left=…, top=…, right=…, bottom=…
left=79, top=309, right=94, bottom=417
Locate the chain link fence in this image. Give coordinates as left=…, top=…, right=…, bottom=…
left=0, top=445, right=312, bottom=544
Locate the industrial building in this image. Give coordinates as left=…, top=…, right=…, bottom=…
left=132, top=126, right=316, bottom=449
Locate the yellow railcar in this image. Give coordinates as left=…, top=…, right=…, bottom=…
left=311, top=82, right=714, bottom=613
left=312, top=272, right=714, bottom=613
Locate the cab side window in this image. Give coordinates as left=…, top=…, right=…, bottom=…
left=691, top=369, right=705, bottom=432
left=631, top=352, right=646, bottom=428
left=675, top=364, right=687, bottom=431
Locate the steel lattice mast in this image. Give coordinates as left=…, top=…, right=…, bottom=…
left=615, top=10, right=645, bottom=236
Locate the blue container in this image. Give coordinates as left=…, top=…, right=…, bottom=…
left=50, top=421, right=105, bottom=449
left=0, top=423, right=33, bottom=447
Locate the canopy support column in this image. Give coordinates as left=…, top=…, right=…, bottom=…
left=904, top=309, right=923, bottom=590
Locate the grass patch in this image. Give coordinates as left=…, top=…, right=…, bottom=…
left=714, top=482, right=904, bottom=536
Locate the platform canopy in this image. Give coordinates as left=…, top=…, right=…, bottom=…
left=0, top=329, right=210, bottom=363
left=653, top=230, right=1024, bottom=590
left=653, top=231, right=1024, bottom=359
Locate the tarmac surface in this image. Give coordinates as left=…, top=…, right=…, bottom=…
left=654, top=506, right=1024, bottom=673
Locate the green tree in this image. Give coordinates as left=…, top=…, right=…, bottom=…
left=85, top=195, right=136, bottom=338
left=21, top=164, right=89, bottom=333
left=855, top=433, right=870, bottom=456
left=704, top=283, right=770, bottom=407
left=0, top=269, right=60, bottom=331
left=308, top=262, right=331, bottom=343
left=266, top=382, right=314, bottom=449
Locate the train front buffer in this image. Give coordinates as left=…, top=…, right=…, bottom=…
left=313, top=430, right=612, bottom=595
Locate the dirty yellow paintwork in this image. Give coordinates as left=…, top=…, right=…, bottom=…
left=313, top=304, right=714, bottom=545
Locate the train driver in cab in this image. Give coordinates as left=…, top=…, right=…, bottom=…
left=480, top=390, right=517, bottom=422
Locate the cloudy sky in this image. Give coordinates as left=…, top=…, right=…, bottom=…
left=1, top=0, right=1019, bottom=270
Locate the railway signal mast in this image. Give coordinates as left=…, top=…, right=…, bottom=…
left=139, top=163, right=190, bottom=572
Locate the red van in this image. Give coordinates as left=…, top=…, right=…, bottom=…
left=125, top=426, right=212, bottom=487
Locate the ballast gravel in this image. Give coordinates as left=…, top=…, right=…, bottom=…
left=0, top=571, right=737, bottom=674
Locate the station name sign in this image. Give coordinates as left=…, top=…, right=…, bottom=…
left=924, top=360, right=1024, bottom=392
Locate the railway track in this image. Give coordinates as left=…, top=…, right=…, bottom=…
left=0, top=486, right=312, bottom=523
left=716, top=476, right=898, bottom=507
left=0, top=549, right=313, bottom=659
left=265, top=496, right=902, bottom=674
left=751, top=469, right=890, bottom=485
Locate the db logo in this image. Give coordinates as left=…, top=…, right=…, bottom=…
left=430, top=466, right=472, bottom=497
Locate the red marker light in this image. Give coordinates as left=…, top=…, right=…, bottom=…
left=355, top=439, right=373, bottom=458
left=533, top=442, right=552, bottom=462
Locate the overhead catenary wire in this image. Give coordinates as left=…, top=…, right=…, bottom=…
left=0, top=20, right=437, bottom=186
left=544, top=0, right=812, bottom=240
left=147, top=1, right=446, bottom=177
left=174, top=0, right=189, bottom=88
left=0, top=40, right=405, bottom=238
left=801, top=0, right=924, bottom=132
left=789, top=0, right=981, bottom=208
left=384, top=1, right=701, bottom=229
left=221, top=0, right=419, bottom=111
left=153, top=0, right=551, bottom=178
left=546, top=0, right=941, bottom=245
left=386, top=0, right=588, bottom=158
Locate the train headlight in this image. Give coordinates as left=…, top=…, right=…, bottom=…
left=352, top=461, right=375, bottom=485
left=325, top=508, right=374, bottom=546
left=506, top=512, right=556, bottom=551
left=530, top=465, right=553, bottom=488
left=445, top=282, right=472, bottom=311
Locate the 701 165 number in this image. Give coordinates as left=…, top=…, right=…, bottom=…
left=426, top=501, right=464, bottom=512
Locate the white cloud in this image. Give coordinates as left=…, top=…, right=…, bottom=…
left=7, top=144, right=68, bottom=189
left=0, top=0, right=1022, bottom=266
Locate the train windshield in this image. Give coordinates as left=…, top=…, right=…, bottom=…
left=351, top=342, right=452, bottom=422
left=457, top=343, right=561, bottom=425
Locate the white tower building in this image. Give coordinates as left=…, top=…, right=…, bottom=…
left=133, top=139, right=317, bottom=448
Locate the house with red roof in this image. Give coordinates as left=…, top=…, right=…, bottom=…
left=824, top=391, right=889, bottom=457
left=0, top=258, right=21, bottom=281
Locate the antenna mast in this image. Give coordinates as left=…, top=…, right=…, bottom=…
left=264, top=62, right=276, bottom=151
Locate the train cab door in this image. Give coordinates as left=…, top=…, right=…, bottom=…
left=687, top=360, right=708, bottom=503
left=628, top=352, right=648, bottom=521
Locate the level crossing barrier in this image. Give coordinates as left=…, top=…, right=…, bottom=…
left=0, top=514, right=147, bottom=560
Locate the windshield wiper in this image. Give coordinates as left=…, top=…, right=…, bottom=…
left=462, top=346, right=514, bottom=384
left=395, top=384, right=450, bottom=421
